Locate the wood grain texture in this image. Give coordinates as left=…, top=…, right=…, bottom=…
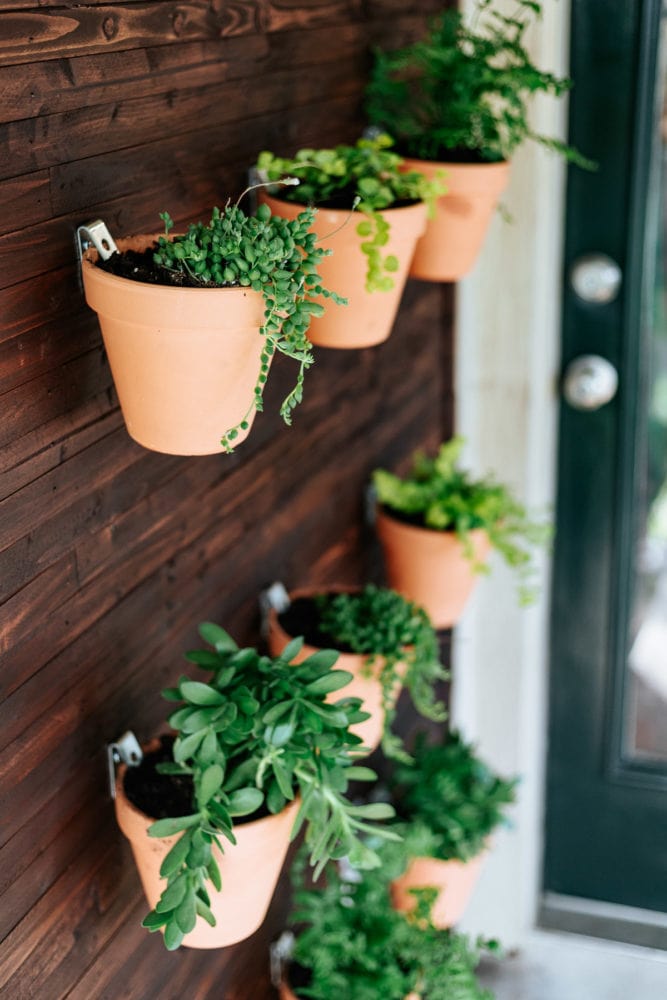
left=0, top=2, right=455, bottom=996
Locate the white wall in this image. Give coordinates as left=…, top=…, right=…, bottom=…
left=454, top=0, right=571, bottom=947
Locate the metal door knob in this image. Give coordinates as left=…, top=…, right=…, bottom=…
left=570, top=254, right=622, bottom=303
left=563, top=355, right=619, bottom=410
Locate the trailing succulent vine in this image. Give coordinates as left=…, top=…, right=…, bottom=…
left=373, top=436, right=551, bottom=605
left=387, top=730, right=518, bottom=864
left=366, top=0, right=594, bottom=166
left=142, top=623, right=398, bottom=950
left=256, top=135, right=445, bottom=293
left=153, top=193, right=345, bottom=451
left=315, top=585, right=448, bottom=761
left=285, top=846, right=498, bottom=1000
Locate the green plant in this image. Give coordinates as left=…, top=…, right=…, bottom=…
left=373, top=436, right=551, bottom=605
left=140, top=623, right=399, bottom=950
left=285, top=848, right=497, bottom=1000
left=366, top=1, right=593, bottom=166
left=256, top=135, right=444, bottom=293
left=153, top=191, right=345, bottom=450
left=389, top=730, right=518, bottom=863
left=315, top=585, right=448, bottom=761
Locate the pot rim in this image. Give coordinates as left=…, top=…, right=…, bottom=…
left=82, top=234, right=265, bottom=300
left=260, top=194, right=428, bottom=218
left=376, top=505, right=489, bottom=541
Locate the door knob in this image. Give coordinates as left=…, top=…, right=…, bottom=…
left=563, top=355, right=619, bottom=411
left=570, top=254, right=622, bottom=303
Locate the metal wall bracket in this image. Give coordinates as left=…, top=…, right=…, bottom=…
left=107, top=730, right=143, bottom=799
left=76, top=219, right=118, bottom=267
left=259, top=581, right=291, bottom=638
left=364, top=482, right=378, bottom=527
left=269, top=930, right=295, bottom=988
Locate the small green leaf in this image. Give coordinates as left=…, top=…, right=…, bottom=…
left=159, top=832, right=191, bottom=877
left=164, top=920, right=185, bottom=950
left=227, top=786, right=264, bottom=816
left=155, top=876, right=187, bottom=913
left=305, top=670, right=352, bottom=696
left=199, top=622, right=237, bottom=652
left=149, top=814, right=202, bottom=838
left=180, top=681, right=225, bottom=706
left=195, top=896, right=217, bottom=927
left=142, top=910, right=169, bottom=931
left=175, top=893, right=197, bottom=935
left=278, top=636, right=304, bottom=663
left=344, top=766, right=377, bottom=782
left=199, top=764, right=224, bottom=805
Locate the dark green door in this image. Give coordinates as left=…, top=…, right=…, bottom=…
left=545, top=0, right=667, bottom=926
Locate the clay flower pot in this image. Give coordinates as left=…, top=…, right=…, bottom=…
left=376, top=507, right=491, bottom=629
left=260, top=194, right=426, bottom=348
left=391, top=852, right=486, bottom=928
left=115, top=752, right=299, bottom=949
left=267, top=588, right=401, bottom=753
left=82, top=235, right=266, bottom=455
left=402, top=158, right=510, bottom=282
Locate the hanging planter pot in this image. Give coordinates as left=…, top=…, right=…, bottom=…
left=390, top=852, right=487, bottom=929
left=375, top=507, right=491, bottom=629
left=387, top=730, right=517, bottom=929
left=265, top=583, right=446, bottom=760
left=373, top=437, right=550, bottom=629
left=256, top=136, right=445, bottom=349
left=115, top=740, right=299, bottom=948
left=260, top=195, right=426, bottom=349
left=402, top=158, right=510, bottom=282
left=82, top=236, right=266, bottom=455
left=113, top=624, right=396, bottom=952
left=79, top=197, right=342, bottom=455
left=266, top=587, right=391, bottom=753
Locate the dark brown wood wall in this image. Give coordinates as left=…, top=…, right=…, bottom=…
left=0, top=2, right=453, bottom=997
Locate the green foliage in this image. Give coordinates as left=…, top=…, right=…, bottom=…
left=286, top=848, right=497, bottom=1000
left=366, top=0, right=593, bottom=166
left=315, top=585, right=448, bottom=761
left=389, top=730, right=518, bottom=863
left=373, top=436, right=551, bottom=605
left=256, top=135, right=445, bottom=293
left=153, top=199, right=345, bottom=451
left=141, top=624, right=399, bottom=950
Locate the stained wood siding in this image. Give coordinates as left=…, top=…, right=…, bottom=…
left=0, top=2, right=453, bottom=996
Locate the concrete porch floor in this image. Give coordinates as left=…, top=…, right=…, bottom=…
left=477, top=930, right=667, bottom=999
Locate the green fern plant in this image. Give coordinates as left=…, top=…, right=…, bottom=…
left=387, top=730, right=518, bottom=864
left=284, top=847, right=497, bottom=1000
left=373, top=436, right=551, bottom=606
left=256, top=135, right=444, bottom=293
left=366, top=0, right=593, bottom=166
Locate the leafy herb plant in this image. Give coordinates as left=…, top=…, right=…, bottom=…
left=315, top=585, right=448, bottom=761
left=139, top=623, right=399, bottom=950
left=366, top=0, right=593, bottom=166
left=256, top=135, right=444, bottom=293
left=373, top=436, right=551, bottom=605
left=389, top=730, right=518, bottom=863
left=284, top=848, right=497, bottom=1000
left=152, top=191, right=345, bottom=450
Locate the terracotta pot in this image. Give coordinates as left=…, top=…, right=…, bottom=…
left=376, top=508, right=491, bottom=629
left=391, top=852, right=486, bottom=928
left=280, top=976, right=419, bottom=1000
left=260, top=194, right=426, bottom=349
left=267, top=588, right=402, bottom=753
left=81, top=235, right=266, bottom=455
left=115, top=753, right=299, bottom=948
left=402, top=159, right=510, bottom=282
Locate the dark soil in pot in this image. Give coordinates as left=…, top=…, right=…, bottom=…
left=278, top=594, right=357, bottom=654
left=123, top=735, right=270, bottom=824
left=97, top=246, right=237, bottom=290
